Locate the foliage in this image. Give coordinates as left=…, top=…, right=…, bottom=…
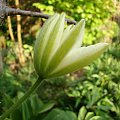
left=33, top=0, right=116, bottom=44
left=0, top=0, right=120, bottom=120
left=42, top=108, right=77, bottom=120
left=65, top=42, right=120, bottom=119
left=3, top=93, right=55, bottom=120
left=3, top=93, right=103, bottom=120
left=1, top=29, right=119, bottom=120
left=34, top=41, right=120, bottom=120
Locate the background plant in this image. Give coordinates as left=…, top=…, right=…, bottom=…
left=0, top=0, right=120, bottom=120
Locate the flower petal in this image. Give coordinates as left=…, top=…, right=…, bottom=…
left=72, top=19, right=85, bottom=49
left=45, top=19, right=85, bottom=75
left=41, top=13, right=65, bottom=73
left=34, top=14, right=59, bottom=75
left=47, top=43, right=109, bottom=78
left=60, top=25, right=74, bottom=45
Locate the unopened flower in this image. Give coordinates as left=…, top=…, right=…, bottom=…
left=34, top=13, right=108, bottom=79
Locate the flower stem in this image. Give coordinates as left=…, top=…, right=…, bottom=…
left=0, top=77, right=44, bottom=120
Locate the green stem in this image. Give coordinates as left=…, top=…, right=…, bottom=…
left=0, top=78, right=44, bottom=120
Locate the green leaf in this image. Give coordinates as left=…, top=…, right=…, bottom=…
left=30, top=94, right=44, bottom=114
left=85, top=112, right=94, bottom=120
left=90, top=116, right=103, bottom=120
left=37, top=102, right=55, bottom=114
left=42, top=108, right=63, bottom=120
left=4, top=118, right=12, bottom=120
left=78, top=106, right=87, bottom=120
left=87, top=87, right=100, bottom=108
left=43, top=108, right=76, bottom=120
left=22, top=102, right=31, bottom=120
left=65, top=111, right=77, bottom=120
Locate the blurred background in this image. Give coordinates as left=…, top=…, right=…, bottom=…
left=0, top=0, right=120, bottom=120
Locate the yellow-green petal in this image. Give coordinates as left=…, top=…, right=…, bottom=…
left=45, top=19, right=85, bottom=75
left=60, top=25, right=74, bottom=45
left=34, top=14, right=59, bottom=75
left=47, top=43, right=109, bottom=78
left=41, top=13, right=65, bottom=73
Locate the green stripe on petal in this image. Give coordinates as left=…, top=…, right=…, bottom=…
left=60, top=25, right=74, bottom=45
left=72, top=20, right=85, bottom=49
left=45, top=19, right=85, bottom=75
left=41, top=13, right=65, bottom=73
left=47, top=43, right=109, bottom=78
left=34, top=14, right=59, bottom=75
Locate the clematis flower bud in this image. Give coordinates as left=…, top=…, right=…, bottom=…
left=34, top=13, right=108, bottom=79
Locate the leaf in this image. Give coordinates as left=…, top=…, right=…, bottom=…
left=65, top=111, right=77, bottom=120
left=37, top=102, right=55, bottom=114
left=85, top=112, right=94, bottom=120
left=43, top=108, right=77, bottom=120
left=97, top=105, right=111, bottom=111
left=90, top=116, right=103, bottom=120
left=87, top=87, right=100, bottom=108
left=78, top=106, right=87, bottom=120
left=4, top=118, right=12, bottom=120
left=22, top=102, right=31, bottom=120
left=30, top=94, right=44, bottom=114
left=42, top=108, right=63, bottom=120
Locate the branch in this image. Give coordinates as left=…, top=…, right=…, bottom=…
left=1, top=5, right=77, bottom=24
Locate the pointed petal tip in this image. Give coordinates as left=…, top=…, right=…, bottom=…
left=91, top=43, right=109, bottom=52
left=76, top=19, right=85, bottom=29
left=99, top=42, right=109, bottom=48
left=80, top=19, right=86, bottom=25
left=52, top=13, right=60, bottom=18
left=81, top=19, right=86, bottom=22
left=61, top=12, right=66, bottom=17
left=104, top=42, right=109, bottom=47
left=60, top=13, right=66, bottom=21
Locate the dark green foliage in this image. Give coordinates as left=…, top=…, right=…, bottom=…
left=2, top=94, right=55, bottom=120
left=42, top=108, right=77, bottom=120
